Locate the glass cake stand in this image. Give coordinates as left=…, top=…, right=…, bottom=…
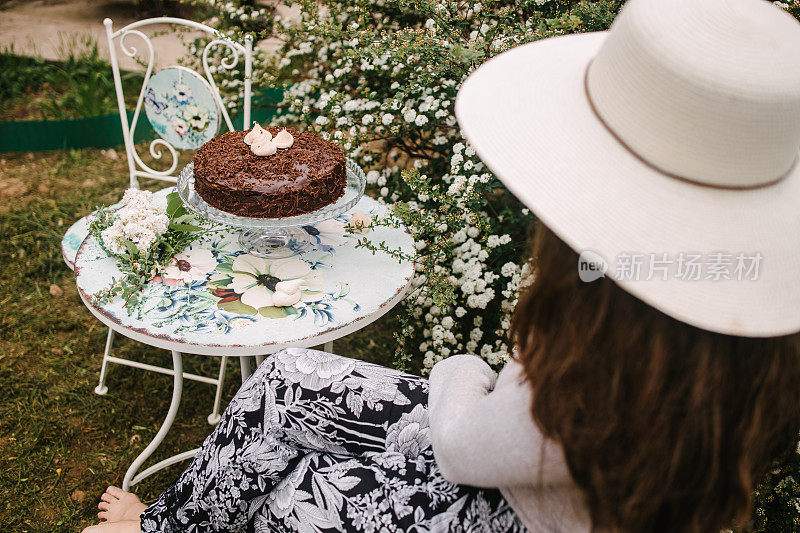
left=177, top=158, right=367, bottom=258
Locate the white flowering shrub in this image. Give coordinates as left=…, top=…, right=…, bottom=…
left=183, top=0, right=625, bottom=372
left=185, top=0, right=274, bottom=33
left=178, top=0, right=280, bottom=114
left=188, top=0, right=798, bottom=373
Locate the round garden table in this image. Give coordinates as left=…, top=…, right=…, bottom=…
left=73, top=195, right=414, bottom=490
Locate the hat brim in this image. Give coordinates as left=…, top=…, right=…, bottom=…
left=455, top=32, right=800, bottom=337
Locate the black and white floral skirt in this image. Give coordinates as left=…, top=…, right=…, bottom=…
left=141, top=348, right=527, bottom=532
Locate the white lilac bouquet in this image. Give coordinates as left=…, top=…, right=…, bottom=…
left=99, top=189, right=170, bottom=255
left=89, top=188, right=217, bottom=309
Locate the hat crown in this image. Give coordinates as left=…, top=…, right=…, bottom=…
left=587, top=0, right=800, bottom=188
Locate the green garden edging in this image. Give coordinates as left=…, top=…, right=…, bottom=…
left=0, top=112, right=151, bottom=152
left=0, top=100, right=284, bottom=153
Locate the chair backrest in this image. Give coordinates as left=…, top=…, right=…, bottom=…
left=104, top=17, right=252, bottom=188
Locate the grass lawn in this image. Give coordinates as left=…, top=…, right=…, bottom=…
left=0, top=147, right=404, bottom=531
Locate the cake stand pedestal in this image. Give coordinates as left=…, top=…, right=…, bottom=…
left=237, top=227, right=308, bottom=258
left=177, top=159, right=367, bottom=258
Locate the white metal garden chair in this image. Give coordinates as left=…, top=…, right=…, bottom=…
left=61, top=16, right=253, bottom=425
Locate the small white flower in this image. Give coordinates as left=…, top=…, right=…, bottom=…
left=346, top=211, right=373, bottom=234
left=101, top=221, right=126, bottom=255
left=162, top=247, right=217, bottom=286
left=229, top=254, right=320, bottom=309
left=182, top=105, right=209, bottom=131
left=172, top=83, right=192, bottom=103
left=230, top=317, right=252, bottom=329
left=501, top=262, right=518, bottom=277
left=173, top=118, right=189, bottom=136
left=274, top=349, right=355, bottom=391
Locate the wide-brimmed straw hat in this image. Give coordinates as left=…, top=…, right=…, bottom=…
left=455, top=0, right=800, bottom=337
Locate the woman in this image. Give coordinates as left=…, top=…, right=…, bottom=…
left=83, top=0, right=800, bottom=530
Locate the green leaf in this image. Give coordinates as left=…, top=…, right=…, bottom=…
left=165, top=192, right=183, bottom=217
left=169, top=223, right=204, bottom=232
left=215, top=262, right=234, bottom=273
left=208, top=273, right=233, bottom=287
left=337, top=282, right=350, bottom=297
left=258, top=306, right=290, bottom=319
left=218, top=300, right=257, bottom=315
left=123, top=239, right=138, bottom=257
left=301, top=291, right=324, bottom=302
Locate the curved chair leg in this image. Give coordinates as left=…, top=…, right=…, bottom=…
left=123, top=350, right=183, bottom=491
left=207, top=356, right=227, bottom=425
left=94, top=328, right=115, bottom=395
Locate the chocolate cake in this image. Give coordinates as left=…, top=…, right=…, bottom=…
left=193, top=126, right=346, bottom=218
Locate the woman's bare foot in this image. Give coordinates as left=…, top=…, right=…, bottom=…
left=81, top=520, right=140, bottom=533
left=97, top=486, right=147, bottom=522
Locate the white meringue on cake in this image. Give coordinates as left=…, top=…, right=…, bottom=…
left=244, top=123, right=271, bottom=146
left=251, top=138, right=277, bottom=156
left=273, top=128, right=294, bottom=149
left=271, top=290, right=302, bottom=307
left=275, top=278, right=304, bottom=295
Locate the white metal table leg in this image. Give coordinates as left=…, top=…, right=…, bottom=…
left=239, top=356, right=252, bottom=382
left=254, top=354, right=264, bottom=367
left=207, top=356, right=227, bottom=425
left=123, top=350, right=183, bottom=491
left=324, top=341, right=333, bottom=354
left=94, top=327, right=115, bottom=395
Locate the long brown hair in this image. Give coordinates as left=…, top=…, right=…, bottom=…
left=510, top=223, right=800, bottom=533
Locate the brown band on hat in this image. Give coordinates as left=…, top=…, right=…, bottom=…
left=582, top=62, right=796, bottom=191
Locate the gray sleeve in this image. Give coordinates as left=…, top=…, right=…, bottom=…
left=428, top=355, right=571, bottom=488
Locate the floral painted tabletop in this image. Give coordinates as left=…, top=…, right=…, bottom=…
left=74, top=195, right=414, bottom=356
